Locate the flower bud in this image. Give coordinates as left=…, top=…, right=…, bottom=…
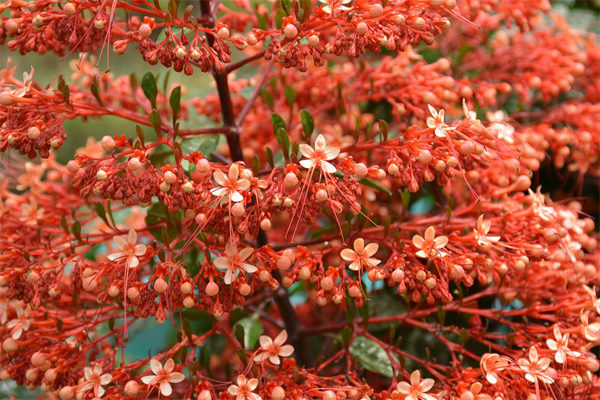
left=124, top=380, right=140, bottom=396
left=28, top=127, right=41, bottom=139
left=0, top=92, right=14, bottom=106
left=139, top=23, right=152, bottom=37
left=25, top=368, right=39, bottom=381
left=283, top=24, right=298, bottom=39
left=162, top=171, right=176, bottom=185
left=218, top=27, right=230, bottom=39
left=308, top=35, right=319, bottom=47
left=183, top=296, right=195, bottom=308
left=348, top=285, right=361, bottom=297
left=321, top=276, right=334, bottom=291
left=154, top=278, right=168, bottom=293
left=59, top=386, right=75, bottom=400
left=232, top=203, right=245, bottom=217
left=44, top=368, right=57, bottom=382
left=96, top=170, right=108, bottom=181
left=316, top=189, right=328, bottom=202
left=272, top=386, right=285, bottom=400
left=95, top=19, right=105, bottom=29
left=387, top=163, right=399, bottom=176
left=181, top=282, right=193, bottom=294
left=356, top=22, right=368, bottom=35
left=66, top=160, right=79, bottom=173
left=83, top=276, right=98, bottom=291
left=418, top=150, right=432, bottom=164
left=354, top=163, right=368, bottom=178
left=299, top=266, right=311, bottom=280
left=324, top=390, right=337, bottom=400
left=425, top=277, right=437, bottom=289
left=283, top=197, right=294, bottom=207
left=191, top=49, right=201, bottom=61
left=101, top=135, right=115, bottom=151
left=127, top=287, right=139, bottom=299
left=159, top=181, right=170, bottom=192
left=392, top=269, right=404, bottom=282
left=416, top=270, right=427, bottom=281
left=198, top=389, right=212, bottom=400
left=195, top=213, right=207, bottom=225
left=175, top=46, right=186, bottom=59
left=260, top=218, right=272, bottom=230
left=196, top=158, right=211, bottom=173
left=63, top=3, right=76, bottom=15
left=206, top=281, right=219, bottom=296
left=182, top=181, right=194, bottom=193
left=31, top=352, right=47, bottom=367
left=369, top=4, right=384, bottom=17
left=239, top=283, right=251, bottom=296
left=277, top=256, right=291, bottom=270
left=108, top=285, right=120, bottom=297
left=284, top=172, right=298, bottom=187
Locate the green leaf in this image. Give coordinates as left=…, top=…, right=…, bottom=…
left=359, top=178, right=392, bottom=196
left=71, top=221, right=81, bottom=241
left=251, top=155, right=260, bottom=175
left=270, top=113, right=287, bottom=134
left=94, top=203, right=109, bottom=226
left=266, top=147, right=274, bottom=167
left=349, top=336, right=396, bottom=378
left=281, top=0, right=291, bottom=15
left=379, top=119, right=389, bottom=142
left=275, top=128, right=290, bottom=161
left=300, top=109, right=314, bottom=139
left=234, top=316, right=263, bottom=350
left=170, top=86, right=182, bottom=125
left=437, top=307, right=446, bottom=326
left=150, top=110, right=162, bottom=139
left=284, top=85, right=296, bottom=106
left=275, top=9, right=286, bottom=30
left=141, top=72, right=158, bottom=109
left=260, top=89, right=274, bottom=109
left=90, top=78, right=104, bottom=107
left=180, top=135, right=220, bottom=156
left=156, top=26, right=194, bottom=44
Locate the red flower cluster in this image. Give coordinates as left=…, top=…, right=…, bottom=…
left=0, top=1, right=598, bottom=400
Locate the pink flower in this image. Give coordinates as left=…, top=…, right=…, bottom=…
left=78, top=363, right=112, bottom=398
left=460, top=382, right=492, bottom=400
left=426, top=105, right=456, bottom=138
left=340, top=238, right=381, bottom=271
left=474, top=215, right=500, bottom=247
left=480, top=353, right=510, bottom=384
left=228, top=375, right=261, bottom=400
left=107, top=229, right=146, bottom=268
left=213, top=242, right=257, bottom=284
left=319, top=0, right=353, bottom=14
left=412, top=227, right=448, bottom=258
left=299, top=134, right=340, bottom=173
left=141, top=358, right=185, bottom=397
left=210, top=164, right=250, bottom=203
left=581, top=310, right=600, bottom=343
left=517, top=347, right=554, bottom=384
left=11, top=66, right=34, bottom=98
left=546, top=325, right=576, bottom=364
left=397, top=370, right=437, bottom=400
left=6, top=304, right=31, bottom=339
left=254, top=330, right=295, bottom=365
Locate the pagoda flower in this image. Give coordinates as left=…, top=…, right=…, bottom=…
left=77, top=363, right=113, bottom=398
left=299, top=134, right=340, bottom=173
left=517, top=347, right=554, bottom=385
left=319, top=0, right=353, bottom=14
left=527, top=187, right=557, bottom=222
left=20, top=198, right=44, bottom=226
left=254, top=330, right=295, bottom=365
left=141, top=358, right=185, bottom=397
left=426, top=105, right=456, bottom=138
left=462, top=98, right=477, bottom=121
left=11, top=66, right=34, bottom=98
left=340, top=238, right=381, bottom=271
left=460, top=382, right=492, bottom=400
left=473, top=215, right=501, bottom=248
left=580, top=310, right=600, bottom=343
left=240, top=168, right=268, bottom=200
left=396, top=370, right=436, bottom=400
left=480, top=353, right=510, bottom=384
left=412, top=227, right=449, bottom=258
left=107, top=229, right=147, bottom=269
left=546, top=325, right=576, bottom=364
left=210, top=163, right=250, bottom=204
left=213, top=242, right=257, bottom=285
left=6, top=304, right=31, bottom=339
left=228, top=375, right=261, bottom=400
left=486, top=110, right=515, bottom=144
left=583, top=285, right=600, bottom=315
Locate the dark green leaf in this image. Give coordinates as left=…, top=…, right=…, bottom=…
left=284, top=85, right=296, bottom=106
left=90, top=78, right=104, bottom=107
left=359, top=178, right=392, bottom=196
left=349, top=336, right=396, bottom=378
left=170, top=86, right=182, bottom=125
left=234, top=316, right=263, bottom=350
left=71, top=221, right=81, bottom=241
left=300, top=109, right=314, bottom=139
left=260, top=89, right=274, bottom=109
left=141, top=72, right=158, bottom=109
left=180, top=135, right=220, bottom=156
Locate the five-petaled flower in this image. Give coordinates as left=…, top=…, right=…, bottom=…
left=517, top=346, right=554, bottom=384
left=141, top=358, right=185, bottom=397
left=460, top=382, right=492, bottom=400
left=78, top=363, right=112, bottom=398
left=319, top=0, right=353, bottom=14
left=228, top=375, right=261, bottom=400
left=480, top=353, right=510, bottom=384
left=546, top=325, right=576, bottom=364
left=254, top=330, right=295, bottom=365
left=426, top=105, right=456, bottom=138
left=397, top=370, right=436, bottom=400
left=473, top=215, right=500, bottom=247
left=210, top=164, right=250, bottom=203
left=581, top=310, right=600, bottom=343
left=340, top=238, right=381, bottom=271
left=6, top=304, right=31, bottom=339
left=213, top=242, right=257, bottom=284
left=20, top=198, right=44, bottom=226
left=299, top=134, right=340, bottom=173
left=412, top=227, right=448, bottom=258
left=107, top=229, right=147, bottom=268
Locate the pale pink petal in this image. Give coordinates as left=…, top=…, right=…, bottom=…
left=363, top=243, right=379, bottom=257
left=299, top=144, right=315, bottom=159
left=397, top=382, right=411, bottom=394
left=230, top=190, right=243, bottom=202
left=210, top=187, right=228, bottom=197
left=163, top=358, right=175, bottom=374
left=278, top=344, right=294, bottom=357
left=150, top=359, right=162, bottom=375
left=228, top=385, right=240, bottom=395
left=141, top=376, right=155, bottom=385
left=134, top=244, right=147, bottom=256
left=229, top=164, right=240, bottom=181
left=113, top=236, right=127, bottom=250
left=433, top=236, right=448, bottom=249
left=320, top=160, right=337, bottom=173
left=259, top=335, right=273, bottom=348
left=237, top=375, right=248, bottom=387
left=99, top=374, right=112, bottom=385
left=167, top=372, right=185, bottom=383
left=323, top=147, right=340, bottom=160
left=213, top=170, right=229, bottom=187
left=348, top=261, right=360, bottom=271
left=242, top=263, right=257, bottom=273
left=213, top=256, right=232, bottom=271
left=419, top=378, right=434, bottom=392
left=424, top=227, right=436, bottom=243
left=235, top=178, right=251, bottom=192
left=84, top=367, right=93, bottom=382
left=340, top=249, right=358, bottom=262
left=274, top=330, right=288, bottom=347
left=238, top=247, right=253, bottom=261
left=299, top=159, right=315, bottom=169
left=93, top=364, right=102, bottom=377
left=224, top=269, right=234, bottom=284
left=427, top=105, right=438, bottom=118
left=269, top=355, right=281, bottom=365
left=315, top=134, right=327, bottom=152
left=127, top=255, right=139, bottom=269
left=247, top=378, right=258, bottom=391
left=410, top=370, right=421, bottom=386
left=160, top=381, right=173, bottom=396
left=96, top=385, right=105, bottom=397
left=127, top=229, right=137, bottom=245
left=353, top=238, right=365, bottom=253
left=412, top=235, right=425, bottom=248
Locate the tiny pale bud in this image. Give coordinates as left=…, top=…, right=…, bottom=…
left=260, top=218, right=272, bottom=230
left=316, top=189, right=328, bottom=202
left=67, top=160, right=79, bottom=173
left=299, top=266, right=311, bottom=280
left=124, top=380, right=140, bottom=396
left=355, top=163, right=368, bottom=178
left=159, top=181, right=170, bottom=192
left=27, top=127, right=41, bottom=139
left=196, top=158, right=211, bottom=173
left=101, top=135, right=115, bottom=151
left=127, top=287, right=139, bottom=299
left=308, top=35, right=319, bottom=47
left=388, top=163, right=399, bottom=176
left=206, top=281, right=219, bottom=296
left=231, top=203, right=245, bottom=217
left=272, top=386, right=285, bottom=400
left=180, top=282, right=193, bottom=294
left=139, top=23, right=152, bottom=37
left=128, top=157, right=141, bottom=171
left=356, top=22, right=368, bottom=35
left=218, top=27, right=230, bottom=39
left=154, top=278, right=168, bottom=293
left=183, top=296, right=195, bottom=308
left=321, top=276, right=334, bottom=291
left=277, top=256, right=291, bottom=270
left=284, top=172, right=299, bottom=187
left=175, top=46, right=186, bottom=59
left=283, top=24, right=298, bottom=39
left=182, top=181, right=194, bottom=193
left=164, top=170, right=177, bottom=184
left=369, top=4, right=384, bottom=17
